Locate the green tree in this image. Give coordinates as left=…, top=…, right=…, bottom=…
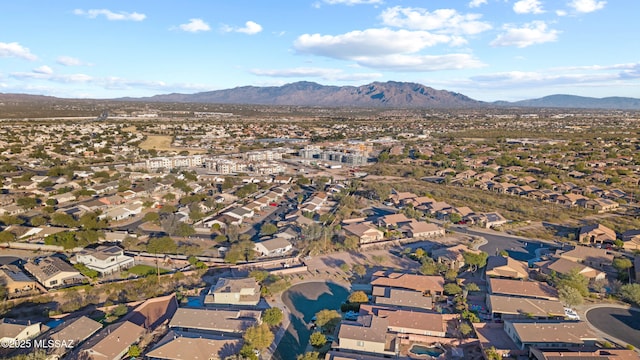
left=51, top=212, right=78, bottom=228
left=127, top=344, right=141, bottom=357
left=260, top=223, right=278, bottom=236
left=243, top=323, right=274, bottom=350
left=297, top=352, right=320, bottom=360
left=263, top=308, right=284, bottom=326
left=444, top=283, right=463, bottom=296
left=175, top=222, right=195, bottom=237
left=74, top=263, right=99, bottom=279
left=618, top=283, right=640, bottom=305
left=558, top=286, right=583, bottom=307
left=465, top=282, right=481, bottom=292
left=556, top=268, right=590, bottom=297
left=143, top=212, right=160, bottom=223
left=352, top=264, right=366, bottom=278
left=449, top=213, right=462, bottom=224
left=17, top=197, right=39, bottom=209
left=348, top=291, right=369, bottom=304
left=462, top=251, right=488, bottom=272
left=309, top=332, right=327, bottom=347
left=314, top=309, right=341, bottom=331
left=613, top=258, right=633, bottom=281
left=459, top=322, right=473, bottom=337
left=0, top=231, right=16, bottom=243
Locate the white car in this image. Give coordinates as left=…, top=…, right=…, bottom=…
left=564, top=308, right=580, bottom=320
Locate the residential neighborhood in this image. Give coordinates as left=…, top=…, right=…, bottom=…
left=0, top=103, right=639, bottom=360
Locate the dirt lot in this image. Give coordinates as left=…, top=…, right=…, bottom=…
left=138, top=134, right=207, bottom=154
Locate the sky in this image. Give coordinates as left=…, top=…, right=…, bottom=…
left=1, top=0, right=639, bottom=102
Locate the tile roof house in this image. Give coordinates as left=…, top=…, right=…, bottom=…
left=486, top=295, right=565, bottom=321
left=204, top=277, right=261, bottom=306
left=372, top=286, right=433, bottom=310
left=504, top=321, right=597, bottom=351
left=343, top=222, right=384, bottom=244
left=75, top=246, right=135, bottom=276
left=558, top=246, right=614, bottom=269
left=123, top=293, right=179, bottom=330
left=485, top=256, right=529, bottom=280
left=400, top=221, right=445, bottom=239
left=621, top=229, right=640, bottom=251
left=76, top=321, right=145, bottom=360
left=431, top=244, right=480, bottom=270
left=377, top=213, right=412, bottom=228
left=146, top=331, right=243, bottom=360
left=487, top=278, right=558, bottom=301
left=541, top=258, right=606, bottom=281
left=0, top=318, right=42, bottom=343
left=371, top=272, right=444, bottom=296
left=168, top=308, right=261, bottom=335
left=42, top=316, right=102, bottom=358
left=529, top=347, right=640, bottom=360
left=578, top=223, right=616, bottom=245
left=254, top=237, right=293, bottom=257
left=24, top=256, right=85, bottom=289
left=0, top=264, right=39, bottom=295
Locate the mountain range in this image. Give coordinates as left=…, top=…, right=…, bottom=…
left=124, top=81, right=640, bottom=110
left=3, top=81, right=640, bottom=110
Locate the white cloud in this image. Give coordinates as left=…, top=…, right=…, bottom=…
left=556, top=10, right=568, bottom=16
left=222, top=21, right=263, bottom=35
left=568, top=0, right=606, bottom=13
left=73, top=9, right=146, bottom=21
left=237, top=21, right=263, bottom=35
left=0, top=42, right=37, bottom=60
left=468, top=0, right=488, bottom=7
left=250, top=67, right=383, bottom=81
left=178, top=18, right=211, bottom=33
left=490, top=21, right=559, bottom=48
left=295, top=28, right=456, bottom=59
left=323, top=0, right=383, bottom=5
left=56, top=56, right=88, bottom=66
left=513, top=0, right=545, bottom=14
left=33, top=65, right=53, bottom=75
left=380, top=7, right=492, bottom=35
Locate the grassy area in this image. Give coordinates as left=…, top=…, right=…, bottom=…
left=126, top=264, right=170, bottom=277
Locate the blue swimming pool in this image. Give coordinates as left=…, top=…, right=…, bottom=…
left=46, top=318, right=64, bottom=329
left=409, top=344, right=444, bottom=357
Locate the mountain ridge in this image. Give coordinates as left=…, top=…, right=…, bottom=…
left=3, top=81, right=640, bottom=110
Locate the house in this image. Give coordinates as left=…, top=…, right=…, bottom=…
left=431, top=244, right=479, bottom=270
left=400, top=221, right=445, bottom=238
left=146, top=332, right=243, bottom=360
left=504, top=321, right=597, bottom=351
left=204, top=277, right=261, bottom=306
left=558, top=246, right=614, bottom=269
left=487, top=278, right=558, bottom=301
left=0, top=265, right=39, bottom=295
left=24, top=256, right=85, bottom=289
left=168, top=308, right=261, bottom=335
left=0, top=318, right=42, bottom=343
left=123, top=293, right=179, bottom=330
left=370, top=272, right=444, bottom=296
left=361, top=304, right=447, bottom=337
left=621, top=229, right=640, bottom=251
left=337, top=315, right=391, bottom=356
left=77, top=321, right=145, bottom=360
left=75, top=246, right=135, bottom=276
left=486, top=295, right=565, bottom=321
left=42, top=316, right=102, bottom=358
left=377, top=213, right=412, bottom=228
left=372, top=287, right=433, bottom=310
left=224, top=207, right=254, bottom=220
left=343, top=222, right=384, bottom=244
left=254, top=237, right=293, bottom=257
left=485, top=256, right=529, bottom=280
left=578, top=223, right=616, bottom=245
left=471, top=212, right=508, bottom=228
left=541, top=258, right=606, bottom=281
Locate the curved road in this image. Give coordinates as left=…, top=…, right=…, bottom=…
left=273, top=281, right=349, bottom=360
left=585, top=306, right=640, bottom=348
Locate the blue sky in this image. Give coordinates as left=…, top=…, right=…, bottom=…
left=1, top=0, right=638, bottom=101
